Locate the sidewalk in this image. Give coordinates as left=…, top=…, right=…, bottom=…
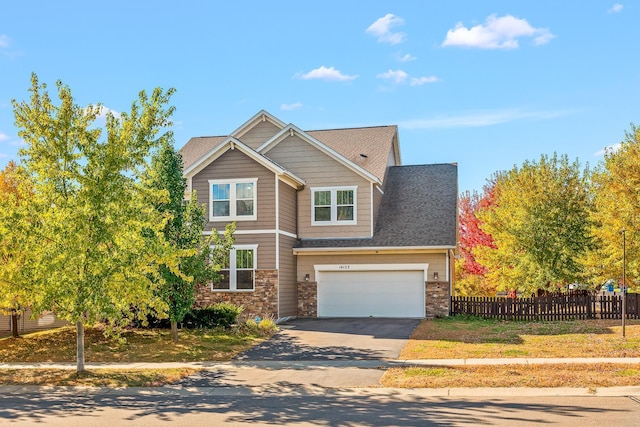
left=3, top=356, right=640, bottom=370
left=2, top=358, right=640, bottom=397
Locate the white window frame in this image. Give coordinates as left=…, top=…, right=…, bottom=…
left=211, top=244, right=258, bottom=292
left=311, top=186, right=357, bottom=226
left=209, top=178, right=258, bottom=221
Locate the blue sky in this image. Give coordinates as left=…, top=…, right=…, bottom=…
left=1, top=1, right=639, bottom=193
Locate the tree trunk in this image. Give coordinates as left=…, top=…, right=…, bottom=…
left=76, top=321, right=85, bottom=373
left=171, top=320, right=179, bottom=343
left=10, top=310, right=19, bottom=338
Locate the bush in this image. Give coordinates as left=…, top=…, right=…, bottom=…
left=235, top=315, right=278, bottom=336
left=131, top=303, right=243, bottom=329
left=183, top=303, right=243, bottom=328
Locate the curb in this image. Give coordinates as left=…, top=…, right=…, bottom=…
left=0, top=384, right=638, bottom=398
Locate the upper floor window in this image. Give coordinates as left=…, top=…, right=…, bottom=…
left=209, top=178, right=257, bottom=221
left=311, top=186, right=357, bottom=225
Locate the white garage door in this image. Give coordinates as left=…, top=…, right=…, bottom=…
left=317, top=270, right=425, bottom=318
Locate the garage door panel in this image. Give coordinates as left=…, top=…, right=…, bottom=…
left=317, top=270, right=425, bottom=318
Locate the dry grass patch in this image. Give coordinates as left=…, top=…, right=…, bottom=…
left=401, top=318, right=640, bottom=359
left=381, top=363, right=640, bottom=388
left=0, top=326, right=271, bottom=363
left=0, top=368, right=198, bottom=387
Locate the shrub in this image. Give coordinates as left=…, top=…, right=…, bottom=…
left=183, top=303, right=243, bottom=328
left=131, top=303, right=243, bottom=329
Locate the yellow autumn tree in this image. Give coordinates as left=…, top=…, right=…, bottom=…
left=585, top=124, right=640, bottom=289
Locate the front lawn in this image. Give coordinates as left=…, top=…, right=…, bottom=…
left=384, top=317, right=640, bottom=388
left=401, top=317, right=640, bottom=359
left=0, top=325, right=272, bottom=363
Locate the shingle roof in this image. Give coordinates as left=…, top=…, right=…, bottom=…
left=180, top=125, right=397, bottom=181
left=306, top=126, right=397, bottom=182
left=180, top=136, right=226, bottom=171
left=296, top=164, right=458, bottom=249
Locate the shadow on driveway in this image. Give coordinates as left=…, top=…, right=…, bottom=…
left=236, top=318, right=420, bottom=361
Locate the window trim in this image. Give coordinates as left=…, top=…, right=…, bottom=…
left=311, top=186, right=357, bottom=226
left=211, top=244, right=258, bottom=292
left=209, top=178, right=258, bottom=221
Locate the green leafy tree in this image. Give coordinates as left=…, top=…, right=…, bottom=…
left=586, top=124, right=640, bottom=289
left=476, top=154, right=593, bottom=295
left=146, top=142, right=234, bottom=342
left=11, top=73, right=179, bottom=372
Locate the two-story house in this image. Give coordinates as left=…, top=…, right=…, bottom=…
left=181, top=110, right=457, bottom=321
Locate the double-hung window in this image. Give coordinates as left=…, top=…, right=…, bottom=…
left=311, top=186, right=357, bottom=225
left=209, top=178, right=257, bottom=221
left=212, top=245, right=257, bottom=291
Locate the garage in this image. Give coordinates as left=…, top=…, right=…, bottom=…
left=316, top=264, right=427, bottom=318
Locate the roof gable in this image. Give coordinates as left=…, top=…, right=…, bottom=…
left=230, top=110, right=286, bottom=140
left=257, top=124, right=382, bottom=185
left=183, top=136, right=305, bottom=189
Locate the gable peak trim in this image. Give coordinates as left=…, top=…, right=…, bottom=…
left=230, top=110, right=287, bottom=139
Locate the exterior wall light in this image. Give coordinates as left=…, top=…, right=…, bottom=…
left=305, top=273, right=310, bottom=282
left=433, top=272, right=439, bottom=281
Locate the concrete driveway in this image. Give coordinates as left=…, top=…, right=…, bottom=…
left=177, top=318, right=420, bottom=389
left=236, top=317, right=420, bottom=361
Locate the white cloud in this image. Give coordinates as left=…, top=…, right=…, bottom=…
left=295, top=66, right=358, bottom=82
left=396, top=53, right=416, bottom=62
left=377, top=69, right=408, bottom=84
left=366, top=14, right=407, bottom=45
left=442, top=14, right=555, bottom=49
left=608, top=4, right=624, bottom=13
left=0, top=35, right=9, bottom=48
left=595, top=143, right=621, bottom=156
left=0, top=132, right=9, bottom=142
left=281, top=102, right=303, bottom=111
left=0, top=153, right=8, bottom=158
left=377, top=70, right=439, bottom=86
left=400, top=109, right=573, bottom=129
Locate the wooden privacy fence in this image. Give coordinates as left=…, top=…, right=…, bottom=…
left=451, top=294, right=640, bottom=320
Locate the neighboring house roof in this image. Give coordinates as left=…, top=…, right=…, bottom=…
left=307, top=126, right=398, bottom=182
left=295, top=163, right=458, bottom=250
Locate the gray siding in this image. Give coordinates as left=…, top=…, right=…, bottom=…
left=237, top=120, right=282, bottom=149
left=278, top=234, right=298, bottom=317
left=266, top=135, right=372, bottom=239
left=192, top=149, right=277, bottom=233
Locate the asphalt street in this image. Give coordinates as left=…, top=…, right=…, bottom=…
left=0, top=388, right=639, bottom=426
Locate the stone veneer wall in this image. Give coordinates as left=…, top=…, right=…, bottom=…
left=426, top=281, right=450, bottom=318
left=194, top=270, right=279, bottom=319
left=297, top=281, right=317, bottom=317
